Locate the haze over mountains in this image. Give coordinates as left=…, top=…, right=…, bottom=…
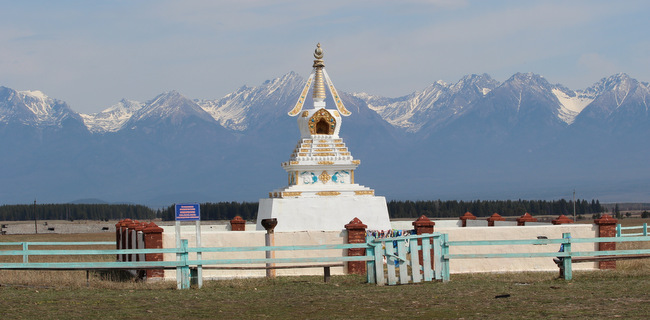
left=1, top=72, right=649, bottom=207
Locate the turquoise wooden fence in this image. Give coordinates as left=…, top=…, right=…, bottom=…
left=444, top=233, right=650, bottom=280
left=4, top=232, right=648, bottom=288
left=0, top=240, right=372, bottom=289
left=365, top=232, right=448, bottom=285
left=617, top=223, right=648, bottom=237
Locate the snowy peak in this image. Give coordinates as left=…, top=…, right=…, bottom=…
left=0, top=86, right=82, bottom=127
left=197, top=71, right=304, bottom=131
left=125, top=90, right=216, bottom=129
left=359, top=73, right=499, bottom=133
left=574, top=73, right=650, bottom=124
left=81, top=99, right=144, bottom=133
left=485, top=72, right=564, bottom=122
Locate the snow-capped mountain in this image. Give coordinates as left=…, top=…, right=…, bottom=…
left=358, top=74, right=499, bottom=133
left=124, top=90, right=218, bottom=130
left=0, top=86, right=85, bottom=128
left=2, top=72, right=650, bottom=206
left=81, top=99, right=144, bottom=133
left=196, top=71, right=304, bottom=131
left=573, top=73, right=650, bottom=127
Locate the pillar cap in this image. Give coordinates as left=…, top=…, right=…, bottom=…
left=487, top=213, right=505, bottom=221
left=459, top=211, right=476, bottom=220
left=552, top=214, right=574, bottom=225
left=594, top=214, right=618, bottom=225
left=412, top=215, right=435, bottom=227
left=517, top=212, right=537, bottom=222
left=345, top=217, right=367, bottom=230
left=230, top=216, right=245, bottom=223
left=143, top=222, right=163, bottom=233
left=134, top=222, right=145, bottom=231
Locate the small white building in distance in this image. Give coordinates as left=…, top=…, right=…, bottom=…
left=256, top=43, right=391, bottom=231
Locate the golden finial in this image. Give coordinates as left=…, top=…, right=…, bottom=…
left=314, top=43, right=324, bottom=59
left=312, top=43, right=326, bottom=101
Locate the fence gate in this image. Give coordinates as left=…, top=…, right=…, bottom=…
left=366, top=232, right=449, bottom=285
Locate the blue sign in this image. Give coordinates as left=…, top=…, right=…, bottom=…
left=175, top=203, right=200, bottom=221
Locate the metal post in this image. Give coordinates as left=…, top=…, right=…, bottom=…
left=573, top=190, right=576, bottom=222
left=195, top=220, right=202, bottom=288
left=33, top=199, right=37, bottom=234
left=261, top=218, right=278, bottom=278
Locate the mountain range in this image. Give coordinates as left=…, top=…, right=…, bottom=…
left=1, top=72, right=649, bottom=207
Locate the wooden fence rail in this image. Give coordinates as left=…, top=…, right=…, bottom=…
left=443, top=233, right=650, bottom=280
left=0, top=240, right=373, bottom=289
left=617, top=223, right=648, bottom=237
left=4, top=233, right=650, bottom=289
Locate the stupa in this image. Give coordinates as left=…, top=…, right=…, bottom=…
left=255, top=43, right=391, bottom=231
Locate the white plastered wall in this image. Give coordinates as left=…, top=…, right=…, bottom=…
left=158, top=223, right=600, bottom=280
left=437, top=224, right=599, bottom=273
left=161, top=226, right=347, bottom=280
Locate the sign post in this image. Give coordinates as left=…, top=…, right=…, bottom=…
left=174, top=203, right=202, bottom=289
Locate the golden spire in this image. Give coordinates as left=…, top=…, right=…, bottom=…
left=312, top=43, right=326, bottom=102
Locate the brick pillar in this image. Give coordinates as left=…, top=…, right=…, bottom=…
left=595, top=214, right=618, bottom=269
left=517, top=212, right=537, bottom=226
left=413, top=215, right=435, bottom=270
left=230, top=216, right=246, bottom=231
left=345, top=217, right=367, bottom=275
left=143, top=222, right=165, bottom=279
left=487, top=213, right=505, bottom=227
left=459, top=212, right=476, bottom=227
left=552, top=215, right=574, bottom=225
left=120, top=219, right=132, bottom=262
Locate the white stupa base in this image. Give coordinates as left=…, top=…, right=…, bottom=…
left=256, top=196, right=391, bottom=231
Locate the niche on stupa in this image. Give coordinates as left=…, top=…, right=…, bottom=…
left=309, top=108, right=336, bottom=135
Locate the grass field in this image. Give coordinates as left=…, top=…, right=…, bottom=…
left=1, top=220, right=649, bottom=319
left=1, top=272, right=649, bottom=319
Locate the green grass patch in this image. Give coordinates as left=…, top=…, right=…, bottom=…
left=2, top=272, right=650, bottom=319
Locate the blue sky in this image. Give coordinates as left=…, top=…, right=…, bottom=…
left=1, top=0, right=649, bottom=113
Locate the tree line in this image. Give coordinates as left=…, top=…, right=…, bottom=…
left=0, top=199, right=606, bottom=221
left=386, top=199, right=605, bottom=219
left=0, top=204, right=157, bottom=221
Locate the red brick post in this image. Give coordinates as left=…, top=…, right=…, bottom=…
left=143, top=222, right=165, bottom=279
left=487, top=213, right=505, bottom=227
left=459, top=212, right=476, bottom=227
left=517, top=212, right=537, bottom=226
left=413, top=215, right=435, bottom=270
left=345, top=217, right=367, bottom=275
left=552, top=215, right=574, bottom=225
left=594, top=214, right=618, bottom=269
left=230, top=216, right=246, bottom=231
